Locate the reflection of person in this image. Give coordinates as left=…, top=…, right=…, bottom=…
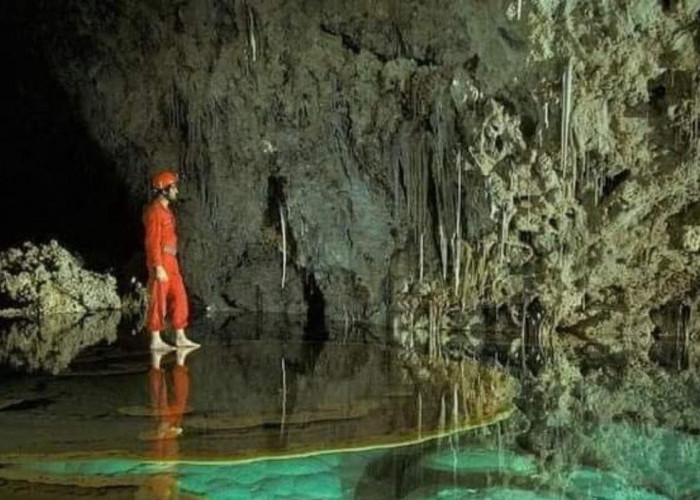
left=135, top=474, right=179, bottom=500
left=143, top=170, right=199, bottom=351
left=136, top=348, right=196, bottom=499
left=135, top=347, right=197, bottom=499
left=146, top=348, right=196, bottom=458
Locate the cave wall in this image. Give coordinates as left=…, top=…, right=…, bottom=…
left=3, top=0, right=700, bottom=345
left=5, top=0, right=523, bottom=322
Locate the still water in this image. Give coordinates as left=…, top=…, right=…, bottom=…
left=0, top=314, right=698, bottom=499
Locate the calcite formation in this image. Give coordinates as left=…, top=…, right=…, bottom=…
left=0, top=241, right=121, bottom=317
left=393, top=0, right=700, bottom=365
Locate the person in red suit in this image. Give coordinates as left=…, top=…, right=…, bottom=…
left=143, top=170, right=200, bottom=351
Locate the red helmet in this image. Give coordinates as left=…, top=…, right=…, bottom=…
left=151, top=170, right=179, bottom=190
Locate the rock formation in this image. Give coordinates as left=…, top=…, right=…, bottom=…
left=0, top=1, right=698, bottom=356
left=0, top=241, right=121, bottom=318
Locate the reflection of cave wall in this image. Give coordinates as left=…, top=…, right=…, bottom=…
left=0, top=3, right=140, bottom=274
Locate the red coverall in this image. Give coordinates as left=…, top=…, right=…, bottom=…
left=143, top=199, right=189, bottom=332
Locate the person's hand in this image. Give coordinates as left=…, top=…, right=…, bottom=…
left=155, top=265, right=169, bottom=282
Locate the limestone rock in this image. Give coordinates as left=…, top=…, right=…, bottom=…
left=682, top=226, right=700, bottom=253
left=0, top=241, right=120, bottom=317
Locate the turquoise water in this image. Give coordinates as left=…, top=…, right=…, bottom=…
left=1, top=314, right=699, bottom=499
left=10, top=421, right=700, bottom=498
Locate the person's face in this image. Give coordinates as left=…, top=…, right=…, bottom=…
left=165, top=183, right=179, bottom=201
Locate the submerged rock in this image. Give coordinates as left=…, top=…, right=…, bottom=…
left=0, top=241, right=120, bottom=317
left=421, top=447, right=537, bottom=477
left=403, top=487, right=564, bottom=500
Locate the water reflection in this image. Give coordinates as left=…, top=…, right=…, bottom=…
left=137, top=347, right=197, bottom=499
left=1, top=313, right=699, bottom=498
left=5, top=416, right=699, bottom=499
left=141, top=348, right=197, bottom=457
left=0, top=325, right=516, bottom=498
left=0, top=311, right=120, bottom=374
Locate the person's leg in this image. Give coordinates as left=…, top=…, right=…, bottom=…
left=176, top=345, right=198, bottom=366
left=171, top=365, right=190, bottom=429
left=170, top=269, right=199, bottom=347
left=148, top=364, right=167, bottom=412
left=147, top=279, right=175, bottom=351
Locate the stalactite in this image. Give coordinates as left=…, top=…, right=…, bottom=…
left=452, top=383, right=459, bottom=428
left=417, top=392, right=423, bottom=439
left=248, top=5, right=257, bottom=63
left=690, top=99, right=696, bottom=161
left=439, top=393, right=446, bottom=435
left=570, top=132, right=578, bottom=199
left=561, top=58, right=574, bottom=194
left=439, top=223, right=448, bottom=281
left=520, top=300, right=527, bottom=375
left=419, top=232, right=424, bottom=283
left=279, top=205, right=287, bottom=289
left=454, top=151, right=462, bottom=297
left=280, top=357, right=287, bottom=436
left=393, top=150, right=401, bottom=218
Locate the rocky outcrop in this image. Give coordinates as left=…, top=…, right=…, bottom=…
left=390, top=1, right=700, bottom=365
left=0, top=241, right=121, bottom=318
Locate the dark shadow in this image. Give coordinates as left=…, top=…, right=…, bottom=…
left=303, top=272, right=327, bottom=340
left=0, top=0, right=140, bottom=274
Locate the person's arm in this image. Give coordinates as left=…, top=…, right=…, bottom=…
left=144, top=208, right=168, bottom=281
